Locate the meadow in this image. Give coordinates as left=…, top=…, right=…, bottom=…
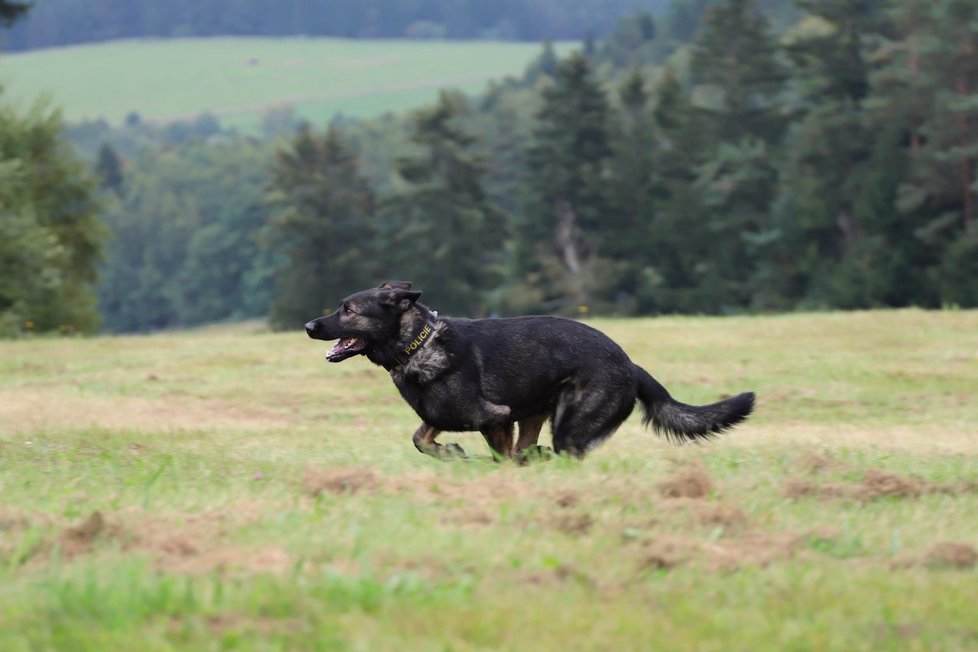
left=0, top=309, right=976, bottom=650
left=0, top=37, right=571, bottom=130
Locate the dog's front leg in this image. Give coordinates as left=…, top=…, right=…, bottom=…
left=412, top=423, right=466, bottom=460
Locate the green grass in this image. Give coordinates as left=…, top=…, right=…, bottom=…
left=0, top=37, right=572, bottom=130
left=1, top=310, right=977, bottom=650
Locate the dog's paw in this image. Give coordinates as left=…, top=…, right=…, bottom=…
left=436, top=442, right=467, bottom=461
left=516, top=445, right=556, bottom=465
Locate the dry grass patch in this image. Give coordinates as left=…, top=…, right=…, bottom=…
left=699, top=531, right=802, bottom=571
left=794, top=450, right=849, bottom=474
left=302, top=467, right=382, bottom=496
left=0, top=507, right=37, bottom=532
left=439, top=507, right=495, bottom=528
left=784, top=469, right=978, bottom=501
left=0, top=387, right=290, bottom=436
left=11, top=502, right=291, bottom=575
left=688, top=502, right=750, bottom=529
left=552, top=513, right=595, bottom=536
left=923, top=542, right=978, bottom=570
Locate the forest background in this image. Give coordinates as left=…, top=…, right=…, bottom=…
left=1, top=0, right=976, bottom=336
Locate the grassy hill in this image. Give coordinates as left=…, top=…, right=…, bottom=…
left=0, top=37, right=572, bottom=130
left=1, top=310, right=976, bottom=649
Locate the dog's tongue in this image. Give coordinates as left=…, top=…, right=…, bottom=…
left=326, top=337, right=363, bottom=360
left=326, top=341, right=343, bottom=359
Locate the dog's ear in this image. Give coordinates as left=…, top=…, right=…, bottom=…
left=377, top=280, right=413, bottom=290
left=383, top=288, right=422, bottom=311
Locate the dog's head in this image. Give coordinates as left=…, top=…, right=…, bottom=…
left=305, top=281, right=422, bottom=362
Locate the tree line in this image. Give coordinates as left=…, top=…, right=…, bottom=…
left=267, top=0, right=978, bottom=324
left=1, top=0, right=670, bottom=51
left=2, top=0, right=977, bottom=337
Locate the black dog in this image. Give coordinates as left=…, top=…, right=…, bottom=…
left=305, top=281, right=755, bottom=460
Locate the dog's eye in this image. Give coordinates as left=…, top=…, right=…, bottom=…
left=342, top=304, right=354, bottom=315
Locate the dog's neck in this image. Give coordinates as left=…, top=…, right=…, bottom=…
left=369, top=304, right=443, bottom=371
left=392, top=314, right=440, bottom=367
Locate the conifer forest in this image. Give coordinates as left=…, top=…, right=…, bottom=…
left=2, top=0, right=977, bottom=335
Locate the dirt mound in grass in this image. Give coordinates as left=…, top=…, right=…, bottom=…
left=783, top=479, right=850, bottom=499
left=439, top=507, right=494, bottom=528
left=157, top=544, right=291, bottom=575
left=633, top=528, right=812, bottom=572
left=0, top=510, right=31, bottom=530
left=701, top=531, right=801, bottom=571
left=552, top=512, right=594, bottom=536
left=0, top=509, right=47, bottom=562
left=552, top=489, right=580, bottom=509
left=923, top=542, right=978, bottom=569
left=693, top=503, right=749, bottom=528
left=122, top=504, right=289, bottom=574
left=301, top=466, right=534, bottom=506
left=657, top=498, right=749, bottom=530
left=795, top=451, right=849, bottom=474
left=59, top=511, right=116, bottom=556
left=861, top=470, right=924, bottom=498
left=639, top=537, right=691, bottom=570
left=303, top=467, right=381, bottom=496
left=656, top=467, right=714, bottom=499
left=29, top=503, right=290, bottom=575
left=783, top=469, right=978, bottom=502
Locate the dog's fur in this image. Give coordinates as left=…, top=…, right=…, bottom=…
left=305, top=281, right=755, bottom=460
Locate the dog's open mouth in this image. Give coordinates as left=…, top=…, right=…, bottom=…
left=326, top=337, right=367, bottom=362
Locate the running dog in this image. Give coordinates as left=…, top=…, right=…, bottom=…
left=305, top=281, right=755, bottom=460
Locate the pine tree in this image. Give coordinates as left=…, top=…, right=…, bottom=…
left=266, top=123, right=378, bottom=329
left=603, top=69, right=658, bottom=311
left=761, top=0, right=887, bottom=308
left=691, top=0, right=786, bottom=143
left=644, top=68, right=719, bottom=313
left=524, top=40, right=559, bottom=82
left=389, top=90, right=507, bottom=316
left=604, top=12, right=659, bottom=67
left=665, top=0, right=712, bottom=44
left=904, top=1, right=978, bottom=228
left=687, top=0, right=787, bottom=310
left=520, top=52, right=611, bottom=312
left=0, top=0, right=29, bottom=26
left=869, top=0, right=978, bottom=306
left=95, top=142, right=124, bottom=195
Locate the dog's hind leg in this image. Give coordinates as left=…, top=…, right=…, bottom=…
left=551, top=380, right=634, bottom=457
left=515, top=413, right=554, bottom=464
left=480, top=423, right=514, bottom=461
left=412, top=423, right=466, bottom=460
left=515, top=413, right=547, bottom=452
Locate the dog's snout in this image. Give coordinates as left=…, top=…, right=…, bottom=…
left=305, top=320, right=319, bottom=335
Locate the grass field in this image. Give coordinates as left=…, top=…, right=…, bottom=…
left=1, top=309, right=976, bottom=650
left=0, top=37, right=570, bottom=130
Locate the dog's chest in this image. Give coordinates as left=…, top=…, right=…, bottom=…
left=388, top=320, right=450, bottom=384
left=389, top=341, right=450, bottom=385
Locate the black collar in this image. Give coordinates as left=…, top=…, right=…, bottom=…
left=391, top=320, right=440, bottom=368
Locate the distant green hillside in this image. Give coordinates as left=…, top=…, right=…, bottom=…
left=0, top=37, right=573, bottom=129
left=2, top=0, right=669, bottom=51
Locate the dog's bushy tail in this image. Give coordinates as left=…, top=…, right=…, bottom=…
left=635, top=365, right=755, bottom=444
